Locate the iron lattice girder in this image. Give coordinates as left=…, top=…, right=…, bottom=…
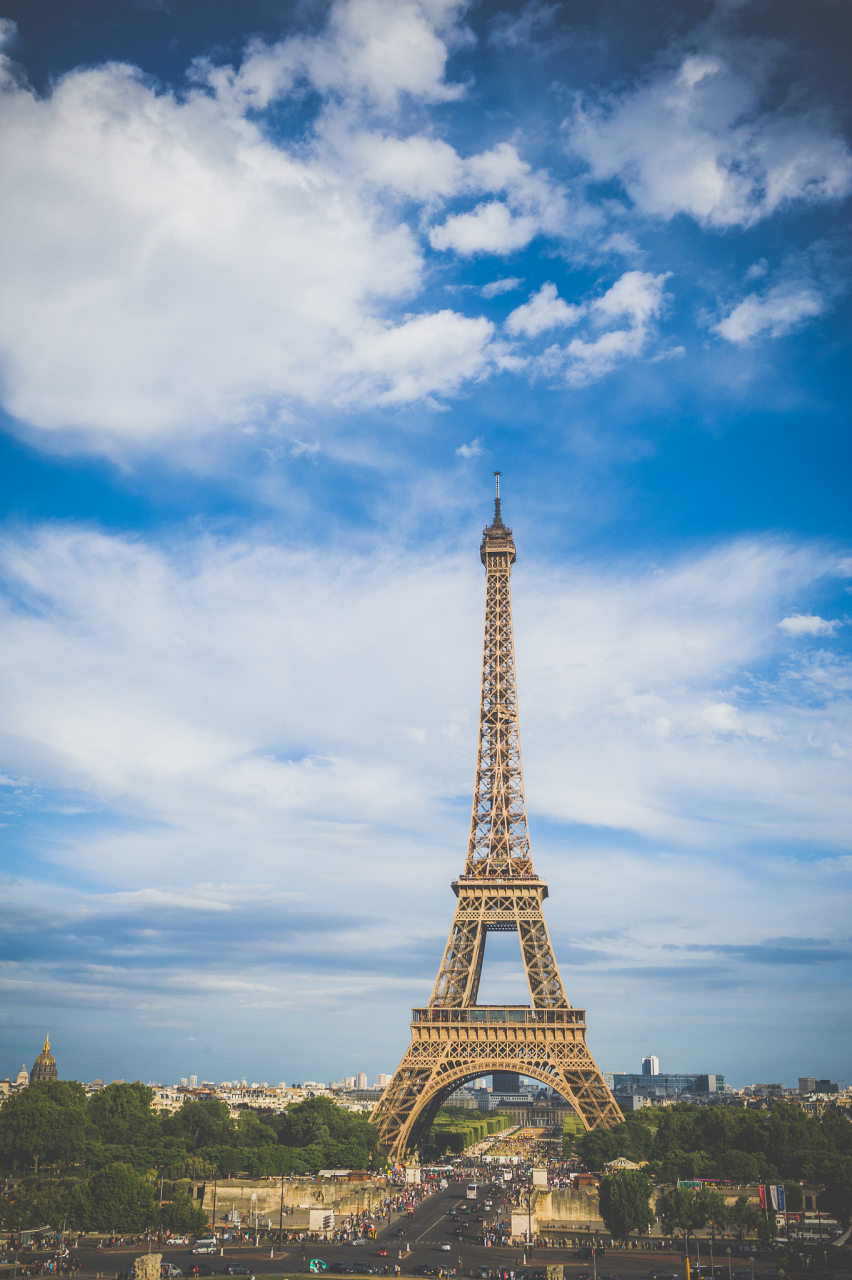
left=370, top=1007, right=623, bottom=1161
left=369, top=495, right=621, bottom=1162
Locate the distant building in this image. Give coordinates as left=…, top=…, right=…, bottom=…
left=180, top=1078, right=188, bottom=1086
left=492, top=1072, right=521, bottom=1093
left=16, top=1064, right=29, bottom=1087
left=30, top=1035, right=58, bottom=1083
left=189, top=1075, right=198, bottom=1088
left=641, top=1055, right=660, bottom=1076
left=613, top=1071, right=724, bottom=1097
left=355, top=1072, right=368, bottom=1090
left=376, top=1074, right=391, bottom=1088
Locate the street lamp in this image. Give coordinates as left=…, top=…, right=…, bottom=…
left=726, top=1246, right=732, bottom=1280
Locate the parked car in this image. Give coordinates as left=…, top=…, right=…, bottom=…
left=224, top=1269, right=254, bottom=1277
left=161, top=1267, right=183, bottom=1278
left=351, top=1265, right=377, bottom=1275
left=168, top=1240, right=191, bottom=1247
left=650, top=1271, right=680, bottom=1279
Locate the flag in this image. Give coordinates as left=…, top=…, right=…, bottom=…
left=777, top=1186, right=785, bottom=1211
left=770, top=1187, right=779, bottom=1211
left=759, top=1186, right=766, bottom=1210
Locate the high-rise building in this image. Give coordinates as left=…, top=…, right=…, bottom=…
left=799, top=1077, right=817, bottom=1093
left=376, top=1074, right=391, bottom=1088
left=343, top=1076, right=355, bottom=1089
left=355, top=1072, right=367, bottom=1090
left=641, top=1055, right=659, bottom=1076
left=492, top=1072, right=521, bottom=1093
left=189, top=1074, right=198, bottom=1088
left=180, top=1078, right=188, bottom=1087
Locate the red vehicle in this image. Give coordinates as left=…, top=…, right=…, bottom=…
left=377, top=1250, right=388, bottom=1257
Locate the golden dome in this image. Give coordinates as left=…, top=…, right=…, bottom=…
left=31, top=1034, right=58, bottom=1082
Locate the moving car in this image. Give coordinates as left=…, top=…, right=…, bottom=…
left=439, top=1243, right=452, bottom=1252
left=192, top=1245, right=217, bottom=1256
left=377, top=1248, right=389, bottom=1257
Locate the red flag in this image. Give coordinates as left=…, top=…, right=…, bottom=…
left=759, top=1186, right=766, bottom=1210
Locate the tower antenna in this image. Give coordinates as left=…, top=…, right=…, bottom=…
left=493, top=470, right=503, bottom=526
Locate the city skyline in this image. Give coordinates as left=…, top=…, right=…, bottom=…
left=0, top=0, right=850, bottom=1087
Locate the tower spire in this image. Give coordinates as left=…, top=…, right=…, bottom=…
left=492, top=470, right=503, bottom=527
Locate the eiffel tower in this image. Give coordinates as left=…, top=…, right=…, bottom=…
left=371, top=476, right=622, bottom=1162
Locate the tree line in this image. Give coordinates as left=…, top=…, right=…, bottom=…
left=567, top=1102, right=852, bottom=1232
left=0, top=1082, right=383, bottom=1232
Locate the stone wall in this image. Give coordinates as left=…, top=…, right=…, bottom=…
left=197, top=1178, right=388, bottom=1226
left=511, top=1188, right=604, bottom=1237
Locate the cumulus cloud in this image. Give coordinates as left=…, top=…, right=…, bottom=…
left=505, top=283, right=583, bottom=338
left=535, top=270, right=670, bottom=385
left=456, top=438, right=483, bottom=457
left=715, top=282, right=825, bottom=344
left=428, top=143, right=578, bottom=255
left=0, top=3, right=506, bottom=444
left=565, top=49, right=852, bottom=229
left=779, top=614, right=841, bottom=637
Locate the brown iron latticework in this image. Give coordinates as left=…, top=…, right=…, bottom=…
left=371, top=476, right=622, bottom=1162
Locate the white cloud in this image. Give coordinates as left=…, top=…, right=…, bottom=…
left=428, top=143, right=579, bottom=256
left=456, top=438, right=483, bottom=457
left=0, top=4, right=499, bottom=444
left=566, top=49, right=852, bottom=229
left=481, top=277, right=524, bottom=299
left=715, top=282, right=826, bottom=344
left=1, top=525, right=849, bottom=881
left=2, top=525, right=851, bottom=1077
left=505, top=283, right=584, bottom=338
left=537, top=270, right=670, bottom=385
left=779, top=615, right=840, bottom=637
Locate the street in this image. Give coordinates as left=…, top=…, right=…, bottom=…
left=11, top=1181, right=781, bottom=1280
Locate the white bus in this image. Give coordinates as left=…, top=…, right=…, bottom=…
left=466, top=1183, right=477, bottom=1200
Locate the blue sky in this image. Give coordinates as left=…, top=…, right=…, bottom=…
left=0, top=0, right=850, bottom=1093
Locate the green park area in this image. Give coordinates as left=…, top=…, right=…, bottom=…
left=0, top=1084, right=383, bottom=1233
left=426, top=1106, right=513, bottom=1155
left=562, top=1100, right=852, bottom=1241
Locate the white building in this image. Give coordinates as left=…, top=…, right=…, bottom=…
left=641, top=1055, right=660, bottom=1076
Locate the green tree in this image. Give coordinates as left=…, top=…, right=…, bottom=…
left=0, top=1081, right=88, bottom=1172
left=577, top=1128, right=620, bottom=1170
left=598, top=1170, right=654, bottom=1241
left=658, top=1187, right=701, bottom=1233
left=693, top=1187, right=728, bottom=1232
left=88, top=1083, right=159, bottom=1147
left=161, top=1188, right=209, bottom=1235
left=87, top=1162, right=157, bottom=1232
left=728, top=1196, right=760, bottom=1238
left=165, top=1099, right=235, bottom=1151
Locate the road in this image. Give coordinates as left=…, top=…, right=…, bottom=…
left=16, top=1181, right=780, bottom=1280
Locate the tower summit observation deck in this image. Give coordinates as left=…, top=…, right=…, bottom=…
left=370, top=477, right=621, bottom=1162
